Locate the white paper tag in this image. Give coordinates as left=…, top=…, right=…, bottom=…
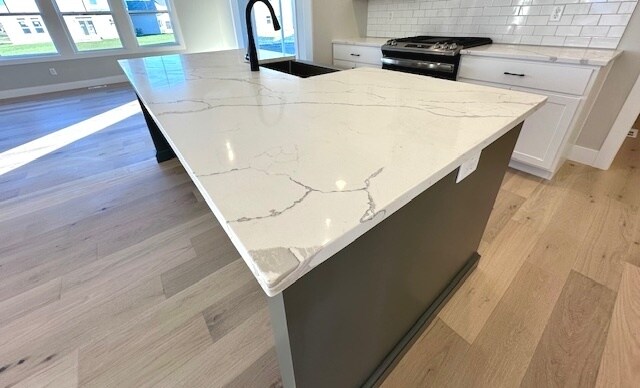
left=456, top=150, right=481, bottom=183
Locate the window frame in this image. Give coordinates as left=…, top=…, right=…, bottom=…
left=0, top=0, right=184, bottom=66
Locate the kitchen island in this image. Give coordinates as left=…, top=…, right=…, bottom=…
left=119, top=49, right=546, bottom=387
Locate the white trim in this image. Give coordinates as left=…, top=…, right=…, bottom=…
left=568, top=145, right=599, bottom=166
left=594, top=73, right=640, bottom=170
left=294, top=0, right=312, bottom=61
left=508, top=159, right=554, bottom=180
left=0, top=74, right=127, bottom=100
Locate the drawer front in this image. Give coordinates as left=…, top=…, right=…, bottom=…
left=333, top=59, right=356, bottom=69
left=459, top=56, right=593, bottom=96
left=333, top=44, right=382, bottom=66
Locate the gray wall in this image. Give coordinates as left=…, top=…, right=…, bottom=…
left=311, top=0, right=368, bottom=66
left=0, top=0, right=238, bottom=93
left=576, top=7, right=640, bottom=150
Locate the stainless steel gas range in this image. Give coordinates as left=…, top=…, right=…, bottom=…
left=381, top=36, right=493, bottom=80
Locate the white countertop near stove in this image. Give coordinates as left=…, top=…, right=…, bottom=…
left=461, top=44, right=622, bottom=66
left=119, top=49, right=545, bottom=296
left=332, top=37, right=392, bottom=48
left=333, top=38, right=621, bottom=66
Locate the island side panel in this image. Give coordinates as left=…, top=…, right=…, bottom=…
left=269, top=123, right=523, bottom=388
left=136, top=95, right=176, bottom=163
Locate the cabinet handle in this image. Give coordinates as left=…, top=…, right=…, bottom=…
left=504, top=71, right=525, bottom=77
left=350, top=53, right=360, bottom=57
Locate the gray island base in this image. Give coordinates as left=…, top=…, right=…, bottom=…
left=266, top=124, right=522, bottom=387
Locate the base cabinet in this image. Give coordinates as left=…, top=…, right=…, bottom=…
left=458, top=53, right=607, bottom=179
left=512, top=92, right=581, bottom=170
left=332, top=43, right=382, bottom=69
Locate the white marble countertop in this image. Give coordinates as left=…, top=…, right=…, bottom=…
left=461, top=44, right=621, bottom=66
left=119, top=49, right=545, bottom=296
left=333, top=38, right=620, bottom=66
left=332, top=37, right=391, bottom=48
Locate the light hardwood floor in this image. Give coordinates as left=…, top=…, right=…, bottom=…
left=0, top=85, right=637, bottom=387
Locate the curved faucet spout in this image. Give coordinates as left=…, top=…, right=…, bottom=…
left=246, top=0, right=282, bottom=71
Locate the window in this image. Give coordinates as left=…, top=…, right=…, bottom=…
left=0, top=0, right=180, bottom=61
left=54, top=0, right=122, bottom=51
left=32, top=19, right=45, bottom=33
left=252, top=0, right=295, bottom=55
left=0, top=0, right=57, bottom=57
left=124, top=0, right=176, bottom=46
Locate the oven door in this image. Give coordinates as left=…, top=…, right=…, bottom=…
left=381, top=51, right=461, bottom=80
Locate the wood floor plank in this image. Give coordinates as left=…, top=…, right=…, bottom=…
left=80, top=315, right=212, bottom=388
left=156, top=307, right=275, bottom=387
left=525, top=188, right=600, bottom=280
left=521, top=271, right=617, bottom=388
left=573, top=198, right=638, bottom=291
left=77, top=260, right=255, bottom=386
left=381, top=318, right=470, bottom=387
left=438, top=261, right=564, bottom=388
left=438, top=220, right=540, bottom=343
left=13, top=350, right=78, bottom=388
left=223, top=348, right=282, bottom=388
left=0, top=278, right=61, bottom=329
left=500, top=169, right=543, bottom=199
left=161, top=225, right=241, bottom=298
left=202, top=280, right=267, bottom=343
left=0, top=277, right=166, bottom=387
left=481, top=189, right=526, bottom=246
left=595, top=263, right=640, bottom=388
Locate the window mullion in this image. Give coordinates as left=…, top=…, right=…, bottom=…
left=33, top=0, right=75, bottom=56
left=106, top=0, right=137, bottom=49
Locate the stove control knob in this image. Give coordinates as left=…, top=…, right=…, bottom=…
left=388, top=39, right=397, bottom=46
left=450, top=43, right=458, bottom=50
left=433, top=42, right=442, bottom=49
left=441, top=43, right=450, bottom=50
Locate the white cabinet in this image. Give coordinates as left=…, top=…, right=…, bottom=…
left=459, top=56, right=603, bottom=179
left=332, top=43, right=382, bottom=69
left=512, top=92, right=581, bottom=170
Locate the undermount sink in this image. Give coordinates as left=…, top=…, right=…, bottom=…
left=261, top=59, right=340, bottom=78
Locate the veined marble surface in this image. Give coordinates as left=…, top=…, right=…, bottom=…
left=119, top=49, right=546, bottom=296
left=461, top=44, right=622, bottom=66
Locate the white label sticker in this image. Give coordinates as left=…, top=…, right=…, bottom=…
left=456, top=150, right=481, bottom=183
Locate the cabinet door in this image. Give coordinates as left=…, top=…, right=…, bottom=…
left=512, top=92, right=581, bottom=170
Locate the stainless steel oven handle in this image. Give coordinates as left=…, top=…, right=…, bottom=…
left=381, top=58, right=455, bottom=73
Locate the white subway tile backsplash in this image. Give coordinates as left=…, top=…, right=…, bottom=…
left=589, top=37, right=619, bottom=48
left=519, top=6, right=542, bottom=15
left=572, top=14, right=601, bottom=24
left=564, top=4, right=592, bottom=14
left=564, top=36, right=592, bottom=46
left=599, top=14, right=631, bottom=24
left=521, top=35, right=544, bottom=44
left=618, top=2, right=637, bottom=13
left=534, top=25, right=558, bottom=34
left=607, top=26, right=626, bottom=37
left=526, top=15, right=552, bottom=24
left=581, top=26, right=611, bottom=36
left=542, top=35, right=567, bottom=44
left=589, top=3, right=620, bottom=14
left=556, top=25, right=583, bottom=35
left=366, top=0, right=634, bottom=48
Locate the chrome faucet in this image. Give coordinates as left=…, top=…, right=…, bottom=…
left=246, top=0, right=281, bottom=71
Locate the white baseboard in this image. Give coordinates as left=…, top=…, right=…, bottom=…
left=0, top=75, right=128, bottom=100
left=568, top=145, right=599, bottom=167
